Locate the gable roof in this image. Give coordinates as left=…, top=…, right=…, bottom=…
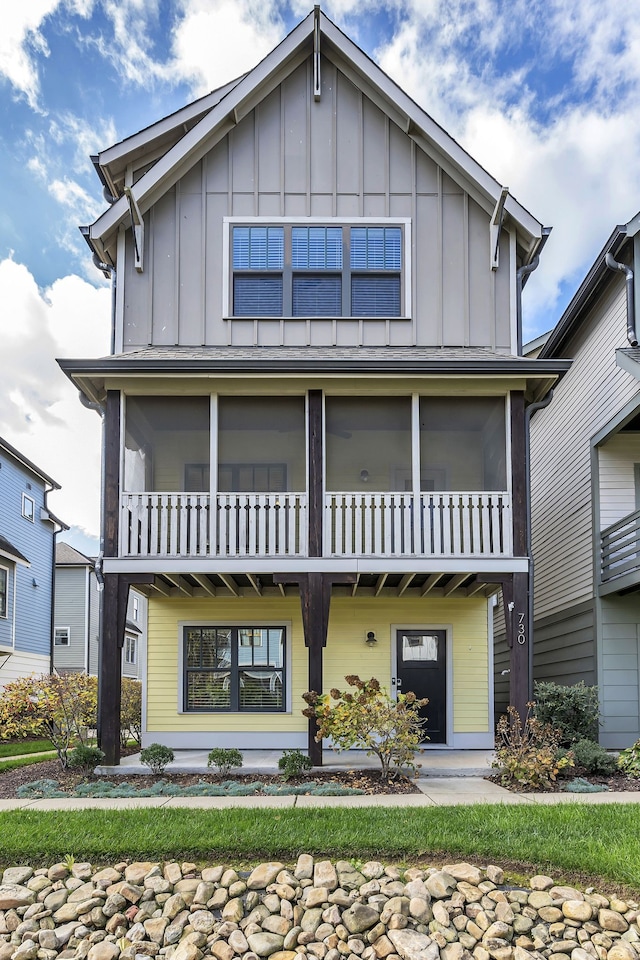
left=0, top=435, right=60, bottom=489
left=88, top=9, right=544, bottom=267
left=540, top=210, right=640, bottom=359
left=56, top=542, right=94, bottom=566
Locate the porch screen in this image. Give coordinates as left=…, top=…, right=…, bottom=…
left=184, top=626, right=285, bottom=712
left=325, top=396, right=411, bottom=491
left=217, top=397, right=305, bottom=492
left=419, top=397, right=506, bottom=491
left=124, top=396, right=210, bottom=492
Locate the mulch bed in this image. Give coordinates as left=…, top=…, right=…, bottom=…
left=0, top=759, right=421, bottom=799
left=487, top=769, right=640, bottom=792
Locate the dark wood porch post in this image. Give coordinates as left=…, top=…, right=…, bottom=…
left=98, top=390, right=121, bottom=765
left=509, top=390, right=531, bottom=721
left=306, top=389, right=324, bottom=764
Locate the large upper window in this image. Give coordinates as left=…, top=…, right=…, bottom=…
left=230, top=222, right=405, bottom=318
left=184, top=626, right=285, bottom=712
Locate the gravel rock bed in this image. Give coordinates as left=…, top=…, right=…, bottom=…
left=0, top=859, right=638, bottom=960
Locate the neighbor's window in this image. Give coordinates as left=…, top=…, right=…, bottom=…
left=231, top=223, right=404, bottom=318
left=22, top=494, right=35, bottom=522
left=0, top=567, right=8, bottom=619
left=54, top=627, right=70, bottom=646
left=184, top=625, right=285, bottom=712
left=124, top=634, right=137, bottom=665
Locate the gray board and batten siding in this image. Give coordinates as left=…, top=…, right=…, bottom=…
left=119, top=57, right=513, bottom=353
left=530, top=273, right=636, bottom=620
left=54, top=564, right=91, bottom=673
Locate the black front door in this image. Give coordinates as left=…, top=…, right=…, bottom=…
left=396, top=629, right=447, bottom=743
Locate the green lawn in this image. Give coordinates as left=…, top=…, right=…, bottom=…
left=0, top=740, right=54, bottom=758
left=0, top=804, right=638, bottom=888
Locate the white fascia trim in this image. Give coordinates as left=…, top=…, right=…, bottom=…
left=103, top=557, right=529, bottom=574
left=98, top=78, right=245, bottom=170
left=90, top=12, right=315, bottom=245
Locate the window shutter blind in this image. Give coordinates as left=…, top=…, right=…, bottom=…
left=351, top=275, right=401, bottom=316
left=233, top=277, right=283, bottom=316
left=293, top=276, right=342, bottom=315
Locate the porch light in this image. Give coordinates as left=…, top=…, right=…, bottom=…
left=360, top=469, right=369, bottom=482
left=365, top=631, right=377, bottom=646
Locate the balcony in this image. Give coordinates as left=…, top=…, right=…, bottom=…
left=120, top=490, right=511, bottom=559
left=600, top=508, right=640, bottom=593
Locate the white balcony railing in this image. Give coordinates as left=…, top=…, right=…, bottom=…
left=120, top=493, right=307, bottom=558
left=120, top=490, right=511, bottom=560
left=324, top=491, right=511, bottom=557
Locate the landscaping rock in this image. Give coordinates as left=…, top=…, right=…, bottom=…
left=0, top=886, right=36, bottom=910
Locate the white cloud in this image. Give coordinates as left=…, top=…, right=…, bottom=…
left=0, top=258, right=110, bottom=539
left=0, top=1, right=59, bottom=110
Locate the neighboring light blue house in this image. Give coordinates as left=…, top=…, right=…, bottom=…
left=0, top=437, right=67, bottom=688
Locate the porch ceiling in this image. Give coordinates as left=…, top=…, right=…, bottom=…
left=133, top=569, right=502, bottom=600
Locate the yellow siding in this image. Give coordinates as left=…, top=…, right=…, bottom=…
left=146, top=595, right=489, bottom=735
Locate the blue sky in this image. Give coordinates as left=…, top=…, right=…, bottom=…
left=2, top=0, right=640, bottom=554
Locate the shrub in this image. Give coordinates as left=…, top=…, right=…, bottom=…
left=303, top=675, right=427, bottom=781
left=278, top=749, right=313, bottom=780
left=618, top=738, right=640, bottom=778
left=120, top=679, right=142, bottom=748
left=570, top=738, right=618, bottom=775
left=493, top=703, right=574, bottom=789
left=67, top=745, right=105, bottom=776
left=207, top=748, right=243, bottom=776
left=0, top=674, right=97, bottom=768
left=533, top=681, right=599, bottom=745
left=140, top=743, right=174, bottom=774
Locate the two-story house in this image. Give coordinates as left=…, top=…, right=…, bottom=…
left=59, top=10, right=569, bottom=765
left=54, top=541, right=146, bottom=680
left=527, top=212, right=640, bottom=749
left=0, top=437, right=67, bottom=688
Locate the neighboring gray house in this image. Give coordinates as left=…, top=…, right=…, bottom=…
left=0, top=437, right=67, bottom=688
left=54, top=542, right=146, bottom=679
left=526, top=211, right=640, bottom=749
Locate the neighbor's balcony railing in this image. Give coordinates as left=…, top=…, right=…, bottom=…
left=600, top=508, right=640, bottom=585
left=120, top=490, right=511, bottom=559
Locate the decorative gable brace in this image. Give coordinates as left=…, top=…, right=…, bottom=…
left=124, top=186, right=144, bottom=272
left=490, top=187, right=509, bottom=270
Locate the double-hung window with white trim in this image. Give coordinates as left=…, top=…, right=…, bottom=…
left=228, top=220, right=408, bottom=318
left=0, top=566, right=8, bottom=619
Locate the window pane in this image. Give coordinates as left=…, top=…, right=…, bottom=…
left=187, top=672, right=231, bottom=710
left=233, top=276, right=283, bottom=316
left=218, top=397, right=305, bottom=492
left=402, top=634, right=438, bottom=662
left=0, top=569, right=6, bottom=618
left=293, top=276, right=342, bottom=316
left=326, top=396, right=411, bottom=491
left=233, top=226, right=283, bottom=270
left=268, top=628, right=284, bottom=667
left=292, top=227, right=343, bottom=269
left=419, top=397, right=506, bottom=491
left=351, top=275, right=401, bottom=316
left=239, top=670, right=283, bottom=710
left=351, top=227, right=402, bottom=270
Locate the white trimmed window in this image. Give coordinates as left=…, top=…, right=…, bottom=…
left=22, top=494, right=35, bottom=522
left=54, top=627, right=70, bottom=646
left=124, top=634, right=137, bottom=665
left=227, top=219, right=409, bottom=318
left=0, top=566, right=8, bottom=619
left=132, top=595, right=139, bottom=621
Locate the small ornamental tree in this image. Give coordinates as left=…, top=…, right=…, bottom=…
left=302, top=675, right=428, bottom=780
left=0, top=673, right=97, bottom=768
left=120, top=679, right=142, bottom=747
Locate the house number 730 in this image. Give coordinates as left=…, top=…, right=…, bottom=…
left=517, top=612, right=526, bottom=645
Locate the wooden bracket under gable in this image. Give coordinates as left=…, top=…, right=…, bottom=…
left=124, top=186, right=144, bottom=272
left=490, top=186, right=509, bottom=271
left=313, top=5, right=321, bottom=100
